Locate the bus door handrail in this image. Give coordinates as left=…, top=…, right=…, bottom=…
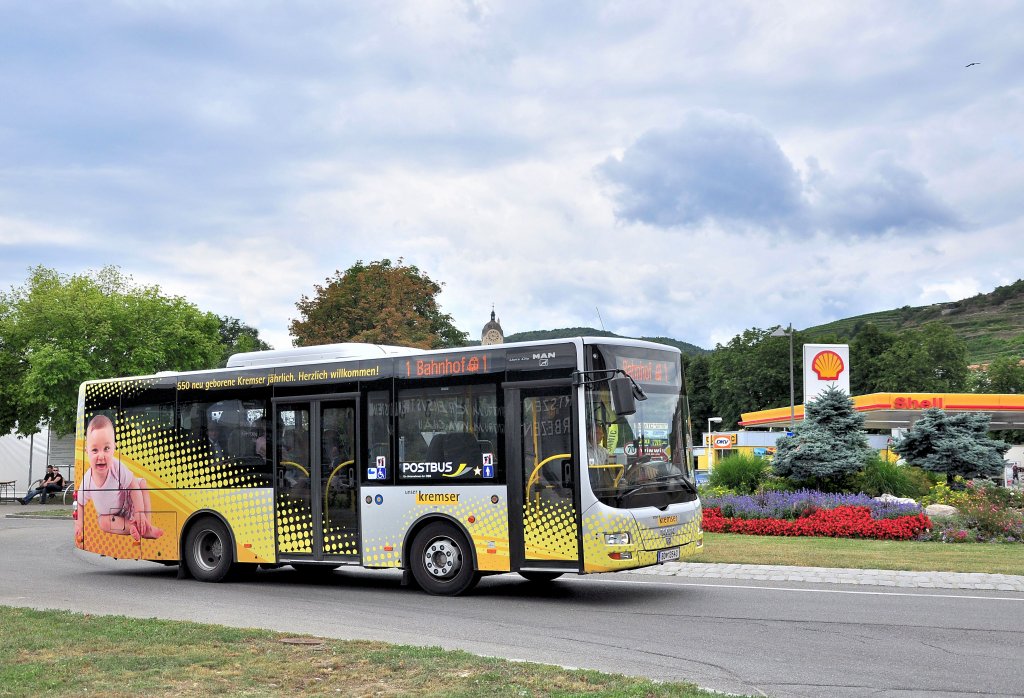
left=588, top=462, right=626, bottom=487
left=324, top=459, right=355, bottom=531
left=526, top=452, right=571, bottom=504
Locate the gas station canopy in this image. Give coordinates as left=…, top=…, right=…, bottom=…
left=739, top=393, right=1024, bottom=431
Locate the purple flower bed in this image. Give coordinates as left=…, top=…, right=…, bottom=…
left=703, top=489, right=923, bottom=521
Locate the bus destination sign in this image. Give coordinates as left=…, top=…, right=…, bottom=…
left=617, top=358, right=677, bottom=385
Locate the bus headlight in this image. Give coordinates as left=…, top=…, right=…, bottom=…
left=604, top=532, right=630, bottom=546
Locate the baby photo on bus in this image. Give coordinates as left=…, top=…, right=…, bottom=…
left=75, top=414, right=163, bottom=545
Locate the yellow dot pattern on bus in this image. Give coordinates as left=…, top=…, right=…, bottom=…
left=323, top=528, right=359, bottom=556
left=580, top=508, right=702, bottom=572
left=78, top=382, right=278, bottom=566
left=277, top=496, right=313, bottom=554
left=523, top=499, right=578, bottom=561
left=362, top=539, right=400, bottom=567
left=84, top=378, right=155, bottom=402
left=362, top=494, right=511, bottom=571
left=78, top=500, right=177, bottom=561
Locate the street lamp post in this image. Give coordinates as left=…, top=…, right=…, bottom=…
left=771, top=324, right=795, bottom=431
left=707, top=416, right=722, bottom=472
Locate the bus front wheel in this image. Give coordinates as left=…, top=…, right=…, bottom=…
left=409, top=522, right=480, bottom=596
left=185, top=517, right=233, bottom=583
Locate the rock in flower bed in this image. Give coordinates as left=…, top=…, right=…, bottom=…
left=700, top=489, right=932, bottom=540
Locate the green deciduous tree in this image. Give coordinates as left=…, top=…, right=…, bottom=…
left=984, top=355, right=1024, bottom=394
left=0, top=266, right=225, bottom=436
left=872, top=322, right=968, bottom=392
left=849, top=322, right=896, bottom=394
left=969, top=355, right=1024, bottom=445
left=218, top=316, right=272, bottom=366
left=289, top=259, right=468, bottom=349
left=772, top=385, right=873, bottom=490
left=892, top=409, right=1009, bottom=483
left=681, top=353, right=713, bottom=431
left=708, top=327, right=803, bottom=428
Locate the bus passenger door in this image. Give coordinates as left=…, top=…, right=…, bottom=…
left=506, top=384, right=582, bottom=571
left=274, top=397, right=359, bottom=560
left=319, top=400, right=359, bottom=558
left=275, top=402, right=313, bottom=555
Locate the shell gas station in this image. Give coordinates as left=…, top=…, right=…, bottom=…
left=739, top=392, right=1024, bottom=432
left=697, top=343, right=1024, bottom=473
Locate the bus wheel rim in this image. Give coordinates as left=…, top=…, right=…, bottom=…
left=424, top=537, right=461, bottom=578
left=194, top=531, right=223, bottom=572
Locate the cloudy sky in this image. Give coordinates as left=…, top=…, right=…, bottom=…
left=2, top=1, right=1021, bottom=351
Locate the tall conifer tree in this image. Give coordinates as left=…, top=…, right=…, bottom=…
left=772, top=386, right=873, bottom=490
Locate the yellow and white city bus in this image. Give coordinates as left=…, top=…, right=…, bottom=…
left=73, top=337, right=702, bottom=595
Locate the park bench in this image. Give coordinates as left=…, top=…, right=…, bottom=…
left=22, top=465, right=74, bottom=504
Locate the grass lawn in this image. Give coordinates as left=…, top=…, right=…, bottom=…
left=689, top=533, right=1024, bottom=575
left=0, top=607, right=731, bottom=698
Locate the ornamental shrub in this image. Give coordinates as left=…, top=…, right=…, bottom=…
left=709, top=453, right=770, bottom=494
left=920, top=478, right=971, bottom=508
left=758, top=475, right=799, bottom=493
left=916, top=481, right=1024, bottom=543
left=853, top=457, right=934, bottom=499
left=698, top=484, right=735, bottom=499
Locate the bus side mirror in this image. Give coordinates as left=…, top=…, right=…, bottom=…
left=610, top=376, right=637, bottom=416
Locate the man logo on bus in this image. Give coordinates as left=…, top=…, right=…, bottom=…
left=811, top=350, right=845, bottom=381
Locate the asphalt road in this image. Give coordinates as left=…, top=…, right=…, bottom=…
left=3, top=516, right=1024, bottom=697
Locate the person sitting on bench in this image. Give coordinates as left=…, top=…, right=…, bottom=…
left=19, top=466, right=66, bottom=505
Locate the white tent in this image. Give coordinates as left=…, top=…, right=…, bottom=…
left=0, top=428, right=63, bottom=497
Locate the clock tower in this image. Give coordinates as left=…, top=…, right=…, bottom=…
left=481, top=309, right=504, bottom=345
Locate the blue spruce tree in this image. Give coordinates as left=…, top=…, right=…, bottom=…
left=893, top=409, right=1009, bottom=484
left=772, top=385, right=873, bottom=490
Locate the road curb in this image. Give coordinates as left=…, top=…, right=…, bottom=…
left=627, top=561, right=1024, bottom=591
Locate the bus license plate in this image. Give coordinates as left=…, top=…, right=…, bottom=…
left=658, top=547, right=680, bottom=563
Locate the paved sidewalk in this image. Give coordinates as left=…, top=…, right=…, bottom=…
left=629, top=561, right=1024, bottom=592
left=1, top=501, right=72, bottom=514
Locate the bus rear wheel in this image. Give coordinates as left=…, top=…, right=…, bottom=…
left=410, top=522, right=480, bottom=596
left=185, top=517, right=233, bottom=583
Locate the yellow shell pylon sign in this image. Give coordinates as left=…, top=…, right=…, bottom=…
left=811, top=350, right=845, bottom=380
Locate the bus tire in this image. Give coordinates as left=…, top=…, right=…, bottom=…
left=409, top=522, right=480, bottom=596
left=518, top=571, right=563, bottom=583
left=185, top=517, right=233, bottom=583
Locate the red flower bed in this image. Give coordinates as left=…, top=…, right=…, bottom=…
left=703, top=505, right=931, bottom=540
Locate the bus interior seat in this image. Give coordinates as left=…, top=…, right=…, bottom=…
left=427, top=432, right=483, bottom=468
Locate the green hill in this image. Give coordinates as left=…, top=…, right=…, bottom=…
left=503, top=327, right=707, bottom=356
left=490, top=280, right=1023, bottom=365
left=803, top=279, right=1024, bottom=364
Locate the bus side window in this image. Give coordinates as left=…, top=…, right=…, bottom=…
left=427, top=433, right=483, bottom=469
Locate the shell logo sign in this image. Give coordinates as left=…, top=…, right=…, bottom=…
left=811, top=350, right=845, bottom=380
left=803, top=343, right=850, bottom=403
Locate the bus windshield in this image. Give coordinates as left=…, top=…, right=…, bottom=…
left=585, top=345, right=697, bottom=510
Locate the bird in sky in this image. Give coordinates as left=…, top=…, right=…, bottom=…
left=965, top=62, right=981, bottom=67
